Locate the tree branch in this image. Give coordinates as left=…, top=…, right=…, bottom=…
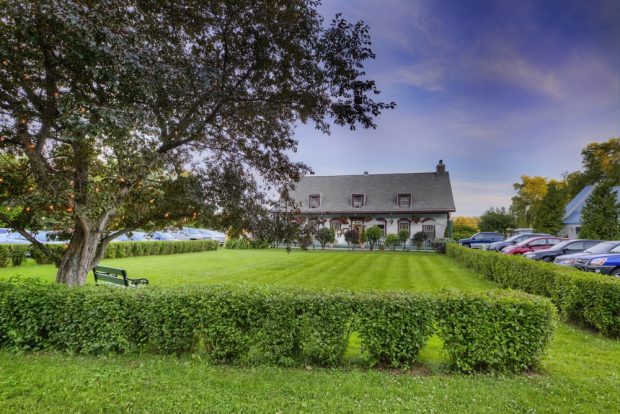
left=0, top=212, right=56, bottom=258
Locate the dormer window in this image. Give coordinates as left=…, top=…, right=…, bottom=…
left=309, top=194, right=320, bottom=208
left=398, top=193, right=411, bottom=207
left=352, top=193, right=364, bottom=208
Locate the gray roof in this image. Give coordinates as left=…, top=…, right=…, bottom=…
left=290, top=172, right=456, bottom=213
left=563, top=185, right=620, bottom=224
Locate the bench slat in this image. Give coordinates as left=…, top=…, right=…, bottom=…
left=93, top=265, right=148, bottom=288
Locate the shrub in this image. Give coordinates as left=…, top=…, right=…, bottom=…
left=384, top=233, right=399, bottom=251
left=398, top=229, right=409, bottom=251
left=431, top=238, right=455, bottom=254
left=446, top=244, right=620, bottom=338
left=357, top=292, right=435, bottom=368
left=411, top=231, right=428, bottom=250
left=437, top=289, right=556, bottom=373
left=0, top=280, right=556, bottom=372
left=224, top=238, right=269, bottom=249
left=9, top=245, right=28, bottom=266
left=365, top=226, right=382, bottom=251
left=344, top=229, right=359, bottom=250
left=0, top=245, right=10, bottom=267
left=316, top=228, right=335, bottom=250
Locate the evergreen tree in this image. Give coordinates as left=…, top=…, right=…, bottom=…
left=579, top=182, right=620, bottom=240
left=533, top=181, right=568, bottom=235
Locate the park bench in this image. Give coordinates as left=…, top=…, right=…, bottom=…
left=93, top=265, right=149, bottom=288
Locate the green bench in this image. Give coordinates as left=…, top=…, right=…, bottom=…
left=93, top=266, right=149, bottom=288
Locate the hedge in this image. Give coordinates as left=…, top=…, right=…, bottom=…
left=446, top=244, right=620, bottom=337
left=437, top=289, right=556, bottom=372
left=224, top=238, right=269, bottom=249
left=0, top=280, right=556, bottom=373
left=0, top=240, right=219, bottom=266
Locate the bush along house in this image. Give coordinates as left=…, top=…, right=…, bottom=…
left=289, top=161, right=456, bottom=246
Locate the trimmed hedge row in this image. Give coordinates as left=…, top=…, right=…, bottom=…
left=0, top=280, right=556, bottom=372
left=0, top=245, right=29, bottom=267
left=446, top=244, right=620, bottom=337
left=0, top=240, right=219, bottom=266
left=224, top=238, right=270, bottom=249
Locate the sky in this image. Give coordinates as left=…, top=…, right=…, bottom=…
left=289, top=0, right=620, bottom=216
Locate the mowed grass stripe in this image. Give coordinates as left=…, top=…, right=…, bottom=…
left=0, top=248, right=496, bottom=292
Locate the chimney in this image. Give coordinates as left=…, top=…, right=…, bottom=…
left=363, top=171, right=368, bottom=175
left=436, top=160, right=446, bottom=175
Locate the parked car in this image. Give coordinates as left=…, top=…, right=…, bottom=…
left=0, top=228, right=11, bottom=241
left=555, top=240, right=620, bottom=266
left=574, top=250, right=620, bottom=277
left=198, top=229, right=226, bottom=245
left=458, top=232, right=504, bottom=249
left=2, top=230, right=67, bottom=244
left=502, top=236, right=566, bottom=255
left=487, top=233, right=549, bottom=252
left=113, top=231, right=150, bottom=242
left=182, top=227, right=207, bottom=240
left=523, top=239, right=603, bottom=262
left=150, top=231, right=179, bottom=241
left=167, top=231, right=190, bottom=241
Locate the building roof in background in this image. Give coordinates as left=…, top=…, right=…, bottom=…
left=290, top=171, right=456, bottom=213
left=563, top=185, right=620, bottom=224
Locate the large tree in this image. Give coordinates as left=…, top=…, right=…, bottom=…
left=479, top=207, right=515, bottom=235
left=510, top=176, right=548, bottom=228
left=532, top=180, right=567, bottom=235
left=0, top=1, right=393, bottom=285
left=579, top=182, right=620, bottom=240
left=563, top=138, right=620, bottom=199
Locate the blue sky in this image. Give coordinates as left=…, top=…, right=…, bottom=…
left=289, top=0, right=620, bottom=216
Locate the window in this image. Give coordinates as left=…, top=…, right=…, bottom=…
left=398, top=220, right=410, bottom=232
left=528, top=238, right=547, bottom=247
left=352, top=221, right=363, bottom=232
left=398, top=193, right=411, bottom=207
left=330, top=220, right=341, bottom=231
left=377, top=224, right=385, bottom=236
left=566, top=241, right=584, bottom=251
left=309, top=194, right=320, bottom=208
left=352, top=194, right=364, bottom=208
left=547, top=238, right=562, bottom=246
left=422, top=225, right=435, bottom=240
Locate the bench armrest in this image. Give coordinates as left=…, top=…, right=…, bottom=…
left=128, top=277, right=149, bottom=287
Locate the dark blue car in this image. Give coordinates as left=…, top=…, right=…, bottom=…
left=459, top=232, right=504, bottom=249
left=574, top=252, right=620, bottom=277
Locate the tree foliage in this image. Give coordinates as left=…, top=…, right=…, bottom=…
left=563, top=138, right=620, bottom=199
left=510, top=176, right=548, bottom=228
left=479, top=207, right=515, bottom=235
left=532, top=181, right=567, bottom=235
left=344, top=229, right=359, bottom=250
left=384, top=233, right=399, bottom=251
left=398, top=229, right=409, bottom=251
left=579, top=182, right=620, bottom=240
left=365, top=225, right=382, bottom=251
left=316, top=227, right=335, bottom=250
left=0, top=1, right=393, bottom=285
left=411, top=231, right=428, bottom=250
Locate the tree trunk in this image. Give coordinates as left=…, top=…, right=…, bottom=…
left=56, top=218, right=110, bottom=286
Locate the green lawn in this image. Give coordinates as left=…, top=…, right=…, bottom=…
left=0, top=249, right=619, bottom=413
left=0, top=249, right=494, bottom=291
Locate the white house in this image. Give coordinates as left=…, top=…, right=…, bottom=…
left=562, top=185, right=620, bottom=239
left=289, top=161, right=456, bottom=245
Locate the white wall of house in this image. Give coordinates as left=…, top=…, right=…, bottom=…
left=310, top=213, right=449, bottom=245
left=561, top=225, right=580, bottom=239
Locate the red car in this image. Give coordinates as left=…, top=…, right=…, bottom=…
left=502, top=236, right=567, bottom=255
